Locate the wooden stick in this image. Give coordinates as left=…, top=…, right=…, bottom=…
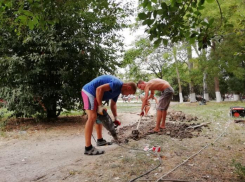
left=139, top=179, right=190, bottom=182
left=234, top=120, right=245, bottom=123
left=187, top=122, right=210, bottom=129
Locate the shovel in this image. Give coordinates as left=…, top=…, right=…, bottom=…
left=132, top=115, right=143, bottom=137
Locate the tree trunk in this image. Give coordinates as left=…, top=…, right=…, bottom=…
left=176, top=67, right=183, bottom=103
left=179, top=92, right=183, bottom=103
left=47, top=101, right=61, bottom=118
left=193, top=45, right=209, bottom=102
left=203, top=72, right=209, bottom=101
left=173, top=47, right=183, bottom=103
left=187, top=44, right=195, bottom=102
left=233, top=94, right=239, bottom=101
left=214, top=76, right=222, bottom=102
left=47, top=109, right=57, bottom=118
left=211, top=41, right=221, bottom=102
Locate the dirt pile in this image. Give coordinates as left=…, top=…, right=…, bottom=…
left=168, top=110, right=198, bottom=122
left=116, top=118, right=205, bottom=143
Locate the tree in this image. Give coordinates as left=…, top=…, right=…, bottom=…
left=145, top=48, right=173, bottom=79
left=173, top=45, right=184, bottom=102
left=186, top=43, right=196, bottom=102
left=137, top=0, right=223, bottom=50
left=134, top=0, right=245, bottom=102
left=210, top=33, right=245, bottom=100
left=0, top=0, right=132, bottom=118
left=123, top=37, right=192, bottom=101
left=193, top=45, right=210, bottom=101
left=199, top=0, right=245, bottom=102
left=122, top=38, right=154, bottom=82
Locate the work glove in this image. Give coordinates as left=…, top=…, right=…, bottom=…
left=140, top=110, right=144, bottom=117
left=113, top=119, right=121, bottom=128
left=97, top=105, right=107, bottom=115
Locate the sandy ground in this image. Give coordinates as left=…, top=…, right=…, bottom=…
left=0, top=106, right=156, bottom=182
left=1, top=102, right=245, bottom=182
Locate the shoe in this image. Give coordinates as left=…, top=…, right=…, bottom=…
left=97, top=139, right=108, bottom=146
left=84, top=146, right=104, bottom=155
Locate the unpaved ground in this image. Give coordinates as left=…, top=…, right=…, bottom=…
left=0, top=108, right=157, bottom=182
left=0, top=103, right=245, bottom=182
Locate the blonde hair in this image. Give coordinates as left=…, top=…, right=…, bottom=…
left=137, top=80, right=144, bottom=86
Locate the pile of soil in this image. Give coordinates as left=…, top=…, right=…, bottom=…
left=168, top=110, right=198, bottom=122
left=116, top=118, right=205, bottom=143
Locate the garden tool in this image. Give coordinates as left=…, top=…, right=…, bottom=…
left=97, top=109, right=118, bottom=141
left=132, top=115, right=143, bottom=138
left=132, top=106, right=146, bottom=138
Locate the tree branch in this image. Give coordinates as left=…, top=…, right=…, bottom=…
left=215, top=0, right=223, bottom=27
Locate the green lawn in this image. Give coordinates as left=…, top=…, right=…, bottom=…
left=1, top=100, right=244, bottom=123
left=171, top=101, right=245, bottom=121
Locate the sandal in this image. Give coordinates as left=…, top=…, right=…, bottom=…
left=160, top=127, right=166, bottom=131
left=84, top=147, right=105, bottom=155
left=147, top=129, right=159, bottom=134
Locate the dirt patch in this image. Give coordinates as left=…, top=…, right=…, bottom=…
left=0, top=106, right=244, bottom=182
left=116, top=111, right=203, bottom=143
left=116, top=119, right=203, bottom=142
left=2, top=115, right=86, bottom=134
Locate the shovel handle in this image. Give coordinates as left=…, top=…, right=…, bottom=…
left=136, top=116, right=143, bottom=130
left=136, top=106, right=146, bottom=130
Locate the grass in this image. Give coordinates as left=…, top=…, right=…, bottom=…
left=0, top=108, right=13, bottom=119
left=0, top=107, right=13, bottom=132
left=168, top=101, right=245, bottom=181
left=232, top=159, right=245, bottom=179
left=110, top=101, right=142, bottom=113
left=109, top=100, right=245, bottom=181
left=171, top=101, right=245, bottom=118
left=60, top=109, right=83, bottom=116
left=117, top=100, right=245, bottom=120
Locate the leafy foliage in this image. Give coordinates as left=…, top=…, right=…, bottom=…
left=122, top=38, right=155, bottom=81
left=208, top=31, right=245, bottom=94
left=137, top=0, right=218, bottom=49
left=123, top=38, right=192, bottom=95
left=0, top=0, right=132, bottom=118
left=123, top=0, right=245, bottom=99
